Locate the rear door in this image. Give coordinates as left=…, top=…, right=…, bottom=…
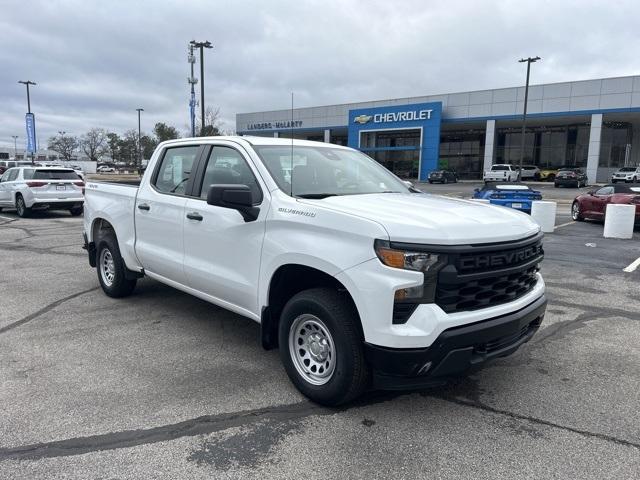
left=134, top=145, right=202, bottom=284
left=182, top=143, right=268, bottom=315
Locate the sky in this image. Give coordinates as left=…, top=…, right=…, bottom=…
left=1, top=0, right=639, bottom=149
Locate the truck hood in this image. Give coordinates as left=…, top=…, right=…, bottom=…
left=301, top=193, right=540, bottom=244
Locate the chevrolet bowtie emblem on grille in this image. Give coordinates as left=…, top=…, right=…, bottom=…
left=353, top=114, right=373, bottom=124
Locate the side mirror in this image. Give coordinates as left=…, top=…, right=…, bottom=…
left=588, top=190, right=595, bottom=196
left=206, top=184, right=260, bottom=222
left=473, top=188, right=480, bottom=193
left=403, top=180, right=414, bottom=188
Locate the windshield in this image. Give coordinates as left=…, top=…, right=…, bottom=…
left=619, top=167, right=636, bottom=172
left=253, top=145, right=410, bottom=198
left=495, top=185, right=530, bottom=190
left=491, top=165, right=509, bottom=171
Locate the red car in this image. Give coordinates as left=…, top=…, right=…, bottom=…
left=572, top=184, right=640, bottom=222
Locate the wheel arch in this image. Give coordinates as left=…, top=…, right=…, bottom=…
left=260, top=263, right=362, bottom=350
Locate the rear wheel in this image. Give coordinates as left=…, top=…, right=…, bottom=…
left=571, top=201, right=584, bottom=221
left=96, top=234, right=137, bottom=298
left=278, top=288, right=369, bottom=406
left=15, top=195, right=31, bottom=218
left=69, top=205, right=83, bottom=216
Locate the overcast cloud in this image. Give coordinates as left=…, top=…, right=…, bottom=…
left=1, top=0, right=639, bottom=148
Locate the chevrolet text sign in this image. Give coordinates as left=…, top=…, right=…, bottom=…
left=359, top=109, right=433, bottom=124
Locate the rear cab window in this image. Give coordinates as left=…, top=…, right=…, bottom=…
left=152, top=146, right=199, bottom=195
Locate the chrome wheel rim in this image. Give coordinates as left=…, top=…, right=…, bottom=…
left=16, top=198, right=24, bottom=215
left=99, top=248, right=115, bottom=287
left=572, top=203, right=579, bottom=220
left=288, top=314, right=336, bottom=386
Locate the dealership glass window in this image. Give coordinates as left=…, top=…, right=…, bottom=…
left=367, top=149, right=420, bottom=178
left=360, top=129, right=420, bottom=149
left=439, top=129, right=485, bottom=179
left=599, top=122, right=632, bottom=168
left=495, top=124, right=590, bottom=168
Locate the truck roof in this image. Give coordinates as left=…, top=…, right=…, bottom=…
left=157, top=136, right=350, bottom=149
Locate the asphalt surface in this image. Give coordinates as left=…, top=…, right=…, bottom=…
left=0, top=205, right=639, bottom=479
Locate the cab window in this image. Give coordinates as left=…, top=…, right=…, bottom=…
left=153, top=146, right=199, bottom=195
left=198, top=146, right=262, bottom=203
left=7, top=169, right=19, bottom=182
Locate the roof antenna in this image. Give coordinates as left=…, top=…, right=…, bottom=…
left=290, top=91, right=294, bottom=197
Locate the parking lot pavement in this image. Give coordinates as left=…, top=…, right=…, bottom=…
left=1, top=212, right=639, bottom=479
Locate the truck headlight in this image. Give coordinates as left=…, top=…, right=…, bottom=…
left=374, top=240, right=447, bottom=304
left=374, top=240, right=442, bottom=272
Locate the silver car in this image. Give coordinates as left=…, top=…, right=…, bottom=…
left=0, top=167, right=84, bottom=217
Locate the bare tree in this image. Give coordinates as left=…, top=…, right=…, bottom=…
left=196, top=106, right=222, bottom=136
left=48, top=134, right=79, bottom=161
left=80, top=128, right=107, bottom=162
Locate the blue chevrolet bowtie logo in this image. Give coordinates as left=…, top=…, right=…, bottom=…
left=353, top=114, right=372, bottom=124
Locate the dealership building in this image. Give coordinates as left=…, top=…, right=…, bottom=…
left=236, top=75, right=640, bottom=183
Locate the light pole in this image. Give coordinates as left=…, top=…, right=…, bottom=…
left=190, top=40, right=213, bottom=136
left=187, top=44, right=198, bottom=137
left=136, top=108, right=144, bottom=172
left=11, top=136, right=18, bottom=159
left=517, top=56, right=541, bottom=181
left=18, top=80, right=37, bottom=163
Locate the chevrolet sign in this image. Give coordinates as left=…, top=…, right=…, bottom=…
left=353, top=115, right=372, bottom=124
left=354, top=109, right=433, bottom=125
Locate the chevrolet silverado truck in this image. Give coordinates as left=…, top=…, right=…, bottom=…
left=483, top=164, right=519, bottom=182
left=83, top=137, right=546, bottom=406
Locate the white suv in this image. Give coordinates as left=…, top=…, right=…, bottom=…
left=0, top=167, right=84, bottom=217
left=611, top=166, right=640, bottom=183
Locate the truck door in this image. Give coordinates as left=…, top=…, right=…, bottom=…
left=134, top=145, right=201, bottom=284
left=182, top=143, right=268, bottom=316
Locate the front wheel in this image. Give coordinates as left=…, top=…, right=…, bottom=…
left=572, top=201, right=584, bottom=221
left=15, top=195, right=31, bottom=218
left=96, top=235, right=137, bottom=298
left=278, top=288, right=369, bottom=406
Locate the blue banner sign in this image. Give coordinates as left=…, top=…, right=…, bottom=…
left=25, top=113, right=37, bottom=153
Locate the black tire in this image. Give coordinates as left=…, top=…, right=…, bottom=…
left=96, top=234, right=137, bottom=298
left=15, top=194, right=31, bottom=218
left=428, top=180, right=433, bottom=184
left=278, top=288, right=369, bottom=406
left=571, top=201, right=584, bottom=221
left=554, top=183, right=559, bottom=188
left=69, top=206, right=83, bottom=216
left=548, top=174, right=556, bottom=182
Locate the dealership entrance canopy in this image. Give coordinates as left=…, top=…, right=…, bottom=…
left=236, top=75, right=640, bottom=182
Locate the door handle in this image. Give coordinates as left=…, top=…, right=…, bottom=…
left=186, top=212, right=203, bottom=221
left=137, top=203, right=150, bottom=211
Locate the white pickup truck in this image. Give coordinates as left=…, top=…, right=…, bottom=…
left=83, top=137, right=546, bottom=405
left=484, top=164, right=520, bottom=182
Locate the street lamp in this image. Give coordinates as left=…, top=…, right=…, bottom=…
left=11, top=136, right=18, bottom=158
left=18, top=80, right=37, bottom=163
left=517, top=56, right=541, bottom=181
left=190, top=40, right=213, bottom=136
left=136, top=108, right=144, bottom=172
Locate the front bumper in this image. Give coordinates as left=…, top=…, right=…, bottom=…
left=365, top=294, right=546, bottom=390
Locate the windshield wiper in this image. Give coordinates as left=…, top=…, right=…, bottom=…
left=296, top=193, right=338, bottom=199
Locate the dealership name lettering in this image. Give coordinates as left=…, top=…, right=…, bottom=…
left=247, top=120, right=303, bottom=130
left=373, top=109, right=432, bottom=123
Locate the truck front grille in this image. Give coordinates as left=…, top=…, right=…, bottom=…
left=434, top=235, right=544, bottom=314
